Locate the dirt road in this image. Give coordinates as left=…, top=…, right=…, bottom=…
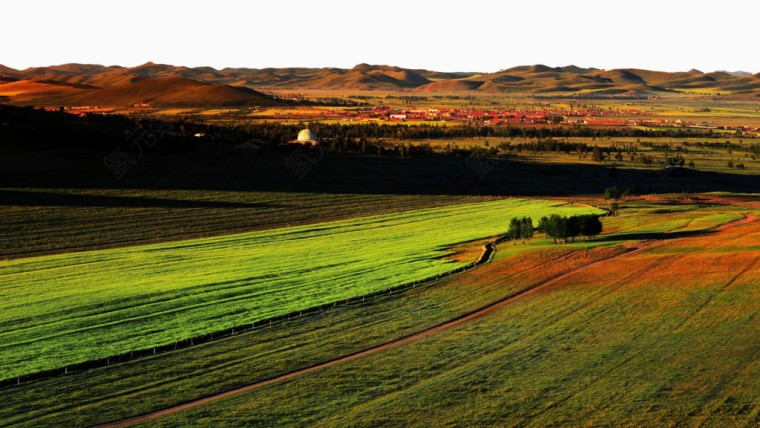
left=97, top=214, right=754, bottom=427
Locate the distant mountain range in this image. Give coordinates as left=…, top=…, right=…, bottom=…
left=1, top=62, right=759, bottom=106
left=716, top=70, right=753, bottom=77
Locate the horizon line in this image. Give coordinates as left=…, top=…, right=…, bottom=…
left=0, top=61, right=756, bottom=76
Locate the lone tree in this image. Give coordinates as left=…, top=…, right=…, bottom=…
left=592, top=146, right=605, bottom=162
left=604, top=186, right=622, bottom=201
left=520, top=217, right=534, bottom=244
left=508, top=217, right=522, bottom=245
left=604, top=186, right=622, bottom=215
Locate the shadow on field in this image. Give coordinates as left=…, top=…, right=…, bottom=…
left=3, top=148, right=760, bottom=198
left=598, top=228, right=712, bottom=243
left=2, top=103, right=759, bottom=198
left=0, top=189, right=279, bottom=209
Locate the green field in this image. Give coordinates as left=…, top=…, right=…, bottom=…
left=2, top=199, right=754, bottom=427
left=168, top=212, right=759, bottom=427
left=0, top=189, right=491, bottom=259
left=0, top=198, right=602, bottom=380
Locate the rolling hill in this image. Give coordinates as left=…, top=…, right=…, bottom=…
left=68, top=77, right=277, bottom=106
left=2, top=61, right=760, bottom=102
left=0, top=74, right=279, bottom=107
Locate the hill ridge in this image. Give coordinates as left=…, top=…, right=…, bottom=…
left=3, top=62, right=760, bottom=101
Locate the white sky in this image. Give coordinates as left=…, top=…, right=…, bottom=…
left=2, top=0, right=758, bottom=73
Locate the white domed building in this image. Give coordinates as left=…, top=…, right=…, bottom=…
left=293, top=127, right=319, bottom=146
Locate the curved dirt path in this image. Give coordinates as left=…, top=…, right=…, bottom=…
left=97, top=213, right=754, bottom=428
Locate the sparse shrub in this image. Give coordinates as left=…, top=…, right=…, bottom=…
left=604, top=186, right=622, bottom=201
left=592, top=146, right=605, bottom=162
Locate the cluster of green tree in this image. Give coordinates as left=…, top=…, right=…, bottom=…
left=500, top=139, right=594, bottom=154
left=583, top=142, right=699, bottom=167
left=634, top=153, right=656, bottom=165
left=639, top=141, right=677, bottom=150
left=384, top=95, right=429, bottom=102
left=537, top=215, right=603, bottom=244
left=682, top=140, right=743, bottom=151
left=531, top=94, right=650, bottom=100
left=431, top=95, right=476, bottom=100
left=666, top=155, right=686, bottom=167
left=280, top=94, right=364, bottom=107
left=311, top=97, right=369, bottom=107
left=347, top=95, right=382, bottom=100
left=507, top=217, right=534, bottom=244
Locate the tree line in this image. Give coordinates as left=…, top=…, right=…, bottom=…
left=507, top=214, right=604, bottom=245
left=154, top=119, right=723, bottom=147
left=538, top=214, right=603, bottom=244
left=507, top=217, right=535, bottom=244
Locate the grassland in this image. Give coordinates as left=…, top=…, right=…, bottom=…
left=0, top=197, right=752, bottom=427
left=144, top=93, right=760, bottom=179
left=0, top=198, right=601, bottom=381
left=174, top=211, right=760, bottom=428
left=199, top=90, right=760, bottom=128
left=387, top=134, right=760, bottom=175
left=132, top=201, right=760, bottom=427
left=5, top=95, right=760, bottom=426
left=0, top=188, right=493, bottom=259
